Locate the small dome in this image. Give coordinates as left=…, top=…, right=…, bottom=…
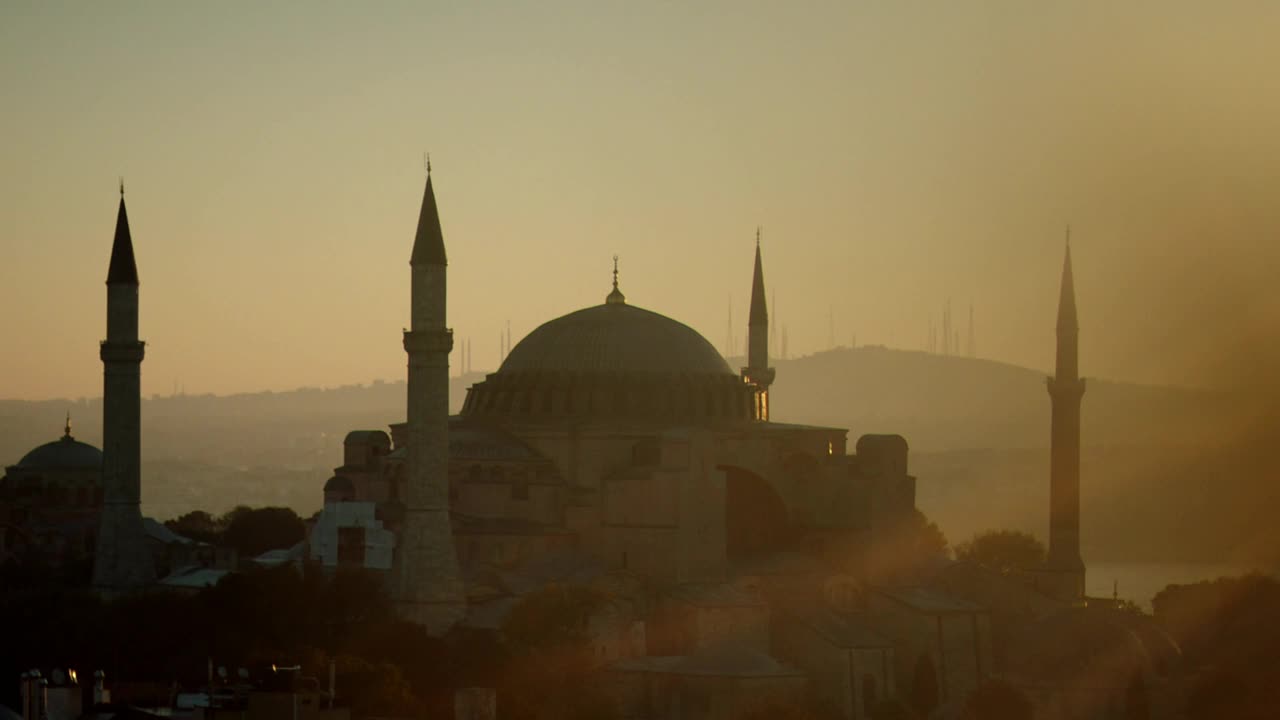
left=499, top=303, right=731, bottom=376
left=323, top=475, right=354, bottom=494
left=16, top=435, right=103, bottom=471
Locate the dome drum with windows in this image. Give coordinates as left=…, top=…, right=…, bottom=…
left=461, top=279, right=755, bottom=424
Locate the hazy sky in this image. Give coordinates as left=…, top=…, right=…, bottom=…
left=3, top=2, right=1278, bottom=400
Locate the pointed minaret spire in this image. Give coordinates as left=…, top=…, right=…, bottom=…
left=107, top=183, right=139, bottom=285
left=749, top=229, right=768, bottom=327
left=742, top=229, right=775, bottom=420
left=1057, top=227, right=1077, bottom=333
left=410, top=162, right=447, bottom=266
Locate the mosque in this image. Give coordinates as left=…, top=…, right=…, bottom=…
left=305, top=170, right=1182, bottom=719
left=0, top=172, right=1184, bottom=720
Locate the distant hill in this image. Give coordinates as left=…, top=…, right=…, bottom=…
left=762, top=347, right=1274, bottom=567
left=2, top=348, right=1275, bottom=567
left=764, top=345, right=1232, bottom=452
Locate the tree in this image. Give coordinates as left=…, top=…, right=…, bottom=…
left=220, top=506, right=306, bottom=558
left=954, top=530, right=1046, bottom=574
left=164, top=509, right=222, bottom=544
left=860, top=509, right=949, bottom=582
left=502, top=583, right=606, bottom=651
left=960, top=679, right=1034, bottom=720
left=1154, top=574, right=1280, bottom=719
left=500, top=584, right=617, bottom=720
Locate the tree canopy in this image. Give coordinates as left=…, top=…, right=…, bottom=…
left=499, top=584, right=618, bottom=720
left=1153, top=573, right=1280, bottom=719
left=220, top=505, right=307, bottom=558
left=954, top=530, right=1046, bottom=574
left=857, top=508, right=949, bottom=583
left=162, top=505, right=306, bottom=557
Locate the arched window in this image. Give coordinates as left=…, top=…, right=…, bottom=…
left=1126, top=673, right=1150, bottom=720
left=862, top=674, right=878, bottom=715
left=910, top=655, right=940, bottom=718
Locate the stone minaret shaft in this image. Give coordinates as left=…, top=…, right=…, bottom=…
left=93, top=190, right=155, bottom=593
left=742, top=232, right=775, bottom=420
left=1047, top=241, right=1085, bottom=590
left=396, top=168, right=465, bottom=633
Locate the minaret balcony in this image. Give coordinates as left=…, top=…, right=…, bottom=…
left=404, top=328, right=454, bottom=355
left=740, top=366, right=776, bottom=388
left=99, top=341, right=145, bottom=363
left=1046, top=376, right=1085, bottom=398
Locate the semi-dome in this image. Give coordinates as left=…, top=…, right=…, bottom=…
left=500, top=302, right=732, bottom=377
left=17, top=434, right=103, bottom=471
left=462, top=290, right=753, bottom=425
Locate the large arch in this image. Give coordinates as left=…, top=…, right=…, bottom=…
left=721, top=465, right=794, bottom=560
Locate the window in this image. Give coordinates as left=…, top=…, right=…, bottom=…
left=632, top=440, right=660, bottom=467
left=336, top=526, right=365, bottom=567
left=862, top=674, right=879, bottom=715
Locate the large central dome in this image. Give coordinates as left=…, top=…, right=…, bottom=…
left=461, top=290, right=753, bottom=425
left=500, top=303, right=732, bottom=376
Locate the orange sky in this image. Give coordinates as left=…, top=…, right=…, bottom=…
left=3, top=2, right=1278, bottom=400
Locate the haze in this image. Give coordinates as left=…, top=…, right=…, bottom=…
left=4, top=1, right=1279, bottom=400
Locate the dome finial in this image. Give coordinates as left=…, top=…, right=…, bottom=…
left=606, top=254, right=626, bottom=305
left=63, top=411, right=72, bottom=439
left=119, top=178, right=124, bottom=197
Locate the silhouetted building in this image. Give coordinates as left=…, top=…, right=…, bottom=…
left=0, top=417, right=103, bottom=566
left=310, top=170, right=938, bottom=715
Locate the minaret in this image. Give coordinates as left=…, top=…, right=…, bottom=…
left=742, top=229, right=775, bottom=420
left=1046, top=233, right=1086, bottom=598
left=93, top=183, right=156, bottom=594
left=395, top=161, right=466, bottom=633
